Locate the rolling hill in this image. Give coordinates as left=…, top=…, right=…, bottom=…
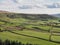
left=0, top=10, right=60, bottom=45
left=52, top=14, right=60, bottom=17
left=0, top=10, right=57, bottom=20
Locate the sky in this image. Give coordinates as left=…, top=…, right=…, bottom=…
left=0, top=0, right=60, bottom=14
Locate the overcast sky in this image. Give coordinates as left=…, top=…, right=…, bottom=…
left=0, top=0, right=60, bottom=14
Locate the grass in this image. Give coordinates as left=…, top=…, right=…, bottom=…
left=0, top=31, right=60, bottom=45
left=52, top=36, right=60, bottom=42
left=0, top=14, right=60, bottom=45
left=12, top=30, right=60, bottom=41
left=13, top=30, right=49, bottom=39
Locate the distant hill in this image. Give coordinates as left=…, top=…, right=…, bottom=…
left=52, top=14, right=60, bottom=17
left=0, top=10, right=57, bottom=20
left=0, top=10, right=9, bottom=13
left=0, top=10, right=15, bottom=13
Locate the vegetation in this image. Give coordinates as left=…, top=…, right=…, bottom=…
left=0, top=39, right=35, bottom=45
left=0, top=12, right=60, bottom=45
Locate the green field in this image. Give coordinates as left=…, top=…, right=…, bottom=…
left=0, top=30, right=60, bottom=45
left=0, top=13, right=60, bottom=45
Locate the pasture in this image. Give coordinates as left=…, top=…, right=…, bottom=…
left=0, top=13, right=60, bottom=45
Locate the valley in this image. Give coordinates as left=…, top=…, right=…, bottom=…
left=0, top=12, right=60, bottom=45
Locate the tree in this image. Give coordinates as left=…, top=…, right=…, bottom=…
left=48, top=22, right=54, bottom=41
left=0, top=40, right=3, bottom=45
left=4, top=39, right=11, bottom=45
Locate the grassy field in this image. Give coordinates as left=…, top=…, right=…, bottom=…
left=0, top=13, right=60, bottom=45
left=0, top=30, right=60, bottom=45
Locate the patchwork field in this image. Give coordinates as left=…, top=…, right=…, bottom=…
left=0, top=13, right=60, bottom=45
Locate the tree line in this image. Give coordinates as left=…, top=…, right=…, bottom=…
left=0, top=39, right=37, bottom=45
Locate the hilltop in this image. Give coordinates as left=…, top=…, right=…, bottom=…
left=0, top=10, right=57, bottom=20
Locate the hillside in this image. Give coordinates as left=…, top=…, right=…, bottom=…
left=52, top=14, right=60, bottom=17
left=0, top=10, right=57, bottom=20
left=0, top=10, right=10, bottom=13
left=0, top=11, right=60, bottom=45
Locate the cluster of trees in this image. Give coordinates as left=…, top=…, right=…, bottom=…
left=0, top=39, right=35, bottom=45
left=6, top=13, right=56, bottom=20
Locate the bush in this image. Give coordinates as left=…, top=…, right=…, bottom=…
left=0, top=39, right=33, bottom=45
